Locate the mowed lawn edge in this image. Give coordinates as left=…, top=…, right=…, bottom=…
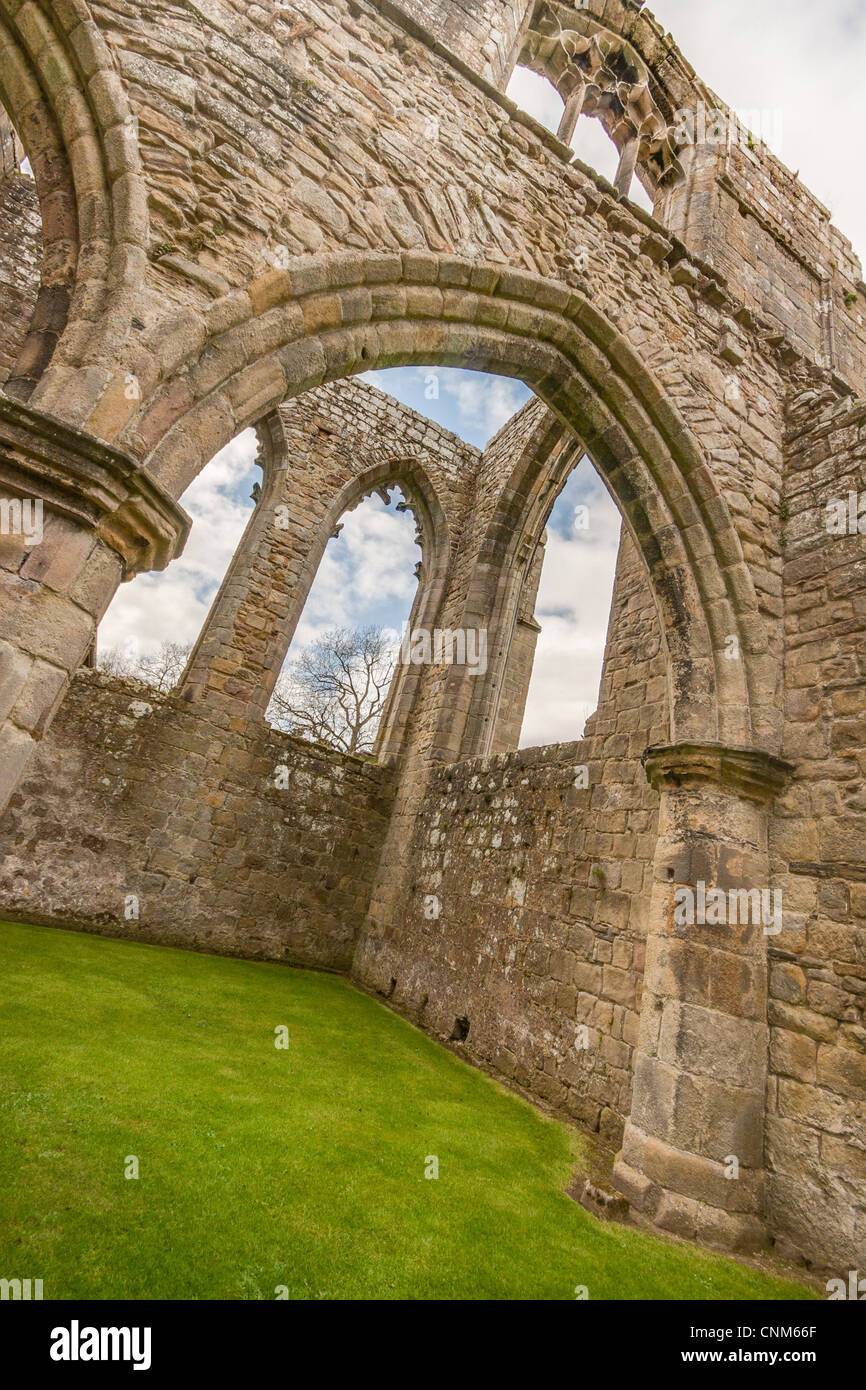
left=0, top=921, right=816, bottom=1301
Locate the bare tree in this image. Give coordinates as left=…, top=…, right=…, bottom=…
left=268, top=626, right=396, bottom=755
left=97, top=640, right=192, bottom=694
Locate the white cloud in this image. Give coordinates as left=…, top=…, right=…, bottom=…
left=437, top=372, right=531, bottom=440
left=98, top=429, right=260, bottom=661
left=290, top=492, right=420, bottom=654
left=630, top=0, right=866, bottom=262
left=520, top=459, right=622, bottom=747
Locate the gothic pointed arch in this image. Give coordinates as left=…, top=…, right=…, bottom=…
left=106, top=251, right=772, bottom=750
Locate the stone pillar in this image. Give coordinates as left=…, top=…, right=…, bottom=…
left=614, top=133, right=641, bottom=199
left=556, top=80, right=586, bottom=145
left=176, top=423, right=283, bottom=723
left=0, top=393, right=189, bottom=814
left=613, top=742, right=793, bottom=1253
left=489, top=528, right=545, bottom=753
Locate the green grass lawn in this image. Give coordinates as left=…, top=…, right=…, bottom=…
left=0, top=920, right=815, bottom=1301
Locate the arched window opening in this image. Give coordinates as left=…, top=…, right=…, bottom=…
left=96, top=429, right=261, bottom=687
left=361, top=369, right=625, bottom=760
left=505, top=64, right=654, bottom=213
left=505, top=65, right=566, bottom=137
left=91, top=333, right=701, bottom=768
left=267, top=485, right=421, bottom=756
left=517, top=455, right=621, bottom=748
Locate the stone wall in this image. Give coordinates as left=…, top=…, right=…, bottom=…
left=763, top=383, right=866, bottom=1266
left=353, top=528, right=669, bottom=1146
left=660, top=140, right=866, bottom=392
left=0, top=0, right=863, bottom=1268
left=0, top=669, right=394, bottom=971
left=388, top=0, right=530, bottom=87
left=0, top=168, right=40, bottom=388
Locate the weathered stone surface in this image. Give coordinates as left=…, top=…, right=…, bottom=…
left=0, top=0, right=861, bottom=1273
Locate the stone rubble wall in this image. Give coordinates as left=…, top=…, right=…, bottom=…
left=388, top=0, right=530, bottom=87
left=0, top=670, right=394, bottom=971
left=0, top=0, right=862, bottom=1267
left=352, top=528, right=669, bottom=1145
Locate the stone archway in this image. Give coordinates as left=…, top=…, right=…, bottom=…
left=101, top=251, right=770, bottom=753
left=0, top=245, right=793, bottom=1258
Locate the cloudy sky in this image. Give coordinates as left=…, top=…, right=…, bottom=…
left=647, top=0, right=866, bottom=260
left=99, top=0, right=866, bottom=747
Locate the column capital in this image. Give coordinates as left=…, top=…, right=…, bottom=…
left=0, top=392, right=190, bottom=576
left=642, top=741, right=795, bottom=803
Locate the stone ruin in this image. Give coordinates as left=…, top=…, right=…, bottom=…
left=0, top=0, right=864, bottom=1272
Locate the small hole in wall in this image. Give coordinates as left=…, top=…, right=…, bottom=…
left=450, top=1016, right=470, bottom=1043
left=666, top=867, right=675, bottom=881
left=386, top=977, right=397, bottom=999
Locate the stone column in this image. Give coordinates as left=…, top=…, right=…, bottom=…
left=612, top=742, right=793, bottom=1253
left=488, top=529, right=546, bottom=753
left=556, top=79, right=586, bottom=146
left=175, top=423, right=284, bottom=723
left=0, top=393, right=189, bottom=814
left=614, top=133, right=641, bottom=198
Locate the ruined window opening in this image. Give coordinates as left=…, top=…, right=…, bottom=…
left=505, top=65, right=653, bottom=213
left=516, top=455, right=621, bottom=750
left=95, top=429, right=261, bottom=685
left=310, top=368, right=625, bottom=761
left=267, top=484, right=422, bottom=757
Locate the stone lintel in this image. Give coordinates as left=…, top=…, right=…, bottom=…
left=0, top=391, right=190, bottom=576
left=642, top=741, right=795, bottom=803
